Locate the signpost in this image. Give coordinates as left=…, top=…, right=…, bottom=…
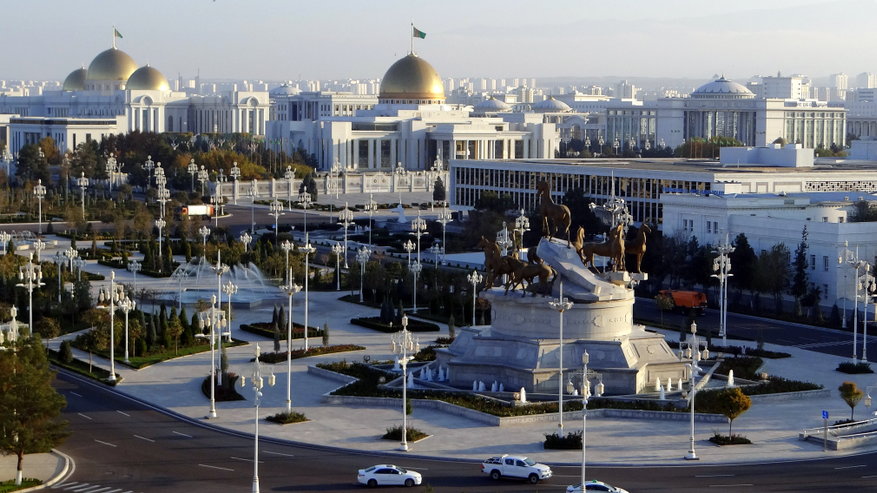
left=822, top=410, right=829, bottom=451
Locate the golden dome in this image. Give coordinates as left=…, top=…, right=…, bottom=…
left=379, top=54, right=444, bottom=102
left=86, top=48, right=137, bottom=81
left=127, top=65, right=170, bottom=91
left=62, top=68, right=87, bottom=91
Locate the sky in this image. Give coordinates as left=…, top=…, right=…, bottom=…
left=4, top=0, right=877, bottom=84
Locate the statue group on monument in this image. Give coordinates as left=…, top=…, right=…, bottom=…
left=479, top=179, right=652, bottom=295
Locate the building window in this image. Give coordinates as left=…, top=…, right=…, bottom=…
left=823, top=255, right=829, bottom=271
left=810, top=255, right=816, bottom=270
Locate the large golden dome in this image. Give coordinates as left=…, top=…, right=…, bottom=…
left=379, top=54, right=444, bottom=102
left=127, top=65, right=170, bottom=91
left=86, top=48, right=137, bottom=81
left=62, top=68, right=87, bottom=91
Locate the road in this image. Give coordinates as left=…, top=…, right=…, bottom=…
left=54, top=370, right=877, bottom=492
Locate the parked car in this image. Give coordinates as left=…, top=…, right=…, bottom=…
left=357, top=464, right=422, bottom=487
left=566, top=479, right=630, bottom=492
left=481, top=454, right=552, bottom=484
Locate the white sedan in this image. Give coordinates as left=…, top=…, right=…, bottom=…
left=567, top=480, right=630, bottom=492
left=357, top=464, right=422, bottom=487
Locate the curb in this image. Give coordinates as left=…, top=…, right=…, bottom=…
left=15, top=449, right=73, bottom=492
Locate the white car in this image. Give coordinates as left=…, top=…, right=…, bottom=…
left=566, top=480, right=630, bottom=492
left=357, top=464, right=422, bottom=487
left=481, top=454, right=553, bottom=484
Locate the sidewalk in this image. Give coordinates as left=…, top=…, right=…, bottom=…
left=47, top=288, right=877, bottom=467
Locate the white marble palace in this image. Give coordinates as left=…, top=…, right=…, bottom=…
left=0, top=42, right=269, bottom=155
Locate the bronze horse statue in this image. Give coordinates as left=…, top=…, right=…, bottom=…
left=478, top=236, right=516, bottom=288
left=624, top=223, right=652, bottom=273
left=503, top=256, right=554, bottom=296
left=579, top=223, right=626, bottom=271
left=536, top=180, right=571, bottom=245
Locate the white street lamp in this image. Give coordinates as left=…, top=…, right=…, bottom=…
left=429, top=243, right=441, bottom=270
left=330, top=160, right=342, bottom=199
left=549, top=279, right=573, bottom=430
left=240, top=343, right=275, bottom=493
left=410, top=212, right=427, bottom=268
left=269, top=200, right=284, bottom=245
left=197, top=165, right=209, bottom=197
left=97, top=271, right=124, bottom=382
left=681, top=321, right=709, bottom=460
left=410, top=261, right=422, bottom=313
left=390, top=315, right=417, bottom=451
left=155, top=218, right=166, bottom=272
left=841, top=241, right=867, bottom=362
left=467, top=270, right=482, bottom=327
left=711, top=235, right=734, bottom=346
left=437, top=206, right=453, bottom=262
left=230, top=161, right=241, bottom=205
left=77, top=172, right=89, bottom=219
left=249, top=179, right=258, bottom=234
left=300, top=234, right=316, bottom=351
left=172, top=268, right=189, bottom=310
left=0, top=231, right=11, bottom=255
left=187, top=158, right=198, bottom=192
left=105, top=153, right=118, bottom=192
left=239, top=231, right=252, bottom=254
left=199, top=225, right=211, bottom=256
left=403, top=239, right=415, bottom=268
left=298, top=190, right=313, bottom=236
left=71, top=257, right=85, bottom=282
left=211, top=194, right=224, bottom=228
left=197, top=294, right=227, bottom=418
left=213, top=250, right=229, bottom=332
left=332, top=242, right=344, bottom=291
left=156, top=186, right=170, bottom=220
left=364, top=194, right=377, bottom=247
left=284, top=166, right=295, bottom=208
left=34, top=178, right=46, bottom=236
left=356, top=246, right=372, bottom=303
left=52, top=252, right=65, bottom=303
left=280, top=239, right=294, bottom=283
left=17, top=252, right=44, bottom=336
left=63, top=246, right=79, bottom=277
left=223, top=280, right=238, bottom=342
left=127, top=259, right=141, bottom=294
left=337, top=203, right=355, bottom=268
left=514, top=209, right=530, bottom=260
left=279, top=269, right=301, bottom=412
left=33, top=237, right=45, bottom=264
left=142, top=155, right=155, bottom=189
left=576, top=351, right=604, bottom=491
left=118, top=296, right=135, bottom=363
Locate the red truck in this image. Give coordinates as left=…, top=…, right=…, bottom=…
left=658, top=290, right=707, bottom=315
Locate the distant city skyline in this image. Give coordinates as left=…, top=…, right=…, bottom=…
left=4, top=0, right=876, bottom=85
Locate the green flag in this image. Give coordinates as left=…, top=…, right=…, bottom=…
left=114, top=28, right=123, bottom=39
left=412, top=26, right=426, bottom=39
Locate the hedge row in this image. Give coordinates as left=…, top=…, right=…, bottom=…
left=350, top=317, right=440, bottom=333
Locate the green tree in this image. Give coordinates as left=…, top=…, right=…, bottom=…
left=655, top=292, right=675, bottom=326
left=0, top=337, right=69, bottom=485
left=790, top=226, right=810, bottom=315
left=716, top=387, right=751, bottom=437
left=166, top=315, right=184, bottom=355
left=34, top=317, right=61, bottom=343
left=729, top=233, right=757, bottom=306
left=839, top=381, right=865, bottom=421
left=754, top=244, right=791, bottom=313
left=433, top=177, right=446, bottom=203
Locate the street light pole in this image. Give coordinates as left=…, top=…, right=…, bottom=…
left=127, top=259, right=141, bottom=294
left=279, top=269, right=301, bottom=412
left=77, top=172, right=89, bottom=220
left=300, top=234, right=316, bottom=351
left=410, top=261, right=422, bottom=313
left=223, top=280, right=238, bottom=342
left=34, top=179, right=46, bottom=236
left=437, top=205, right=453, bottom=262
left=17, top=252, right=44, bottom=335
left=356, top=246, right=372, bottom=303
left=712, top=235, right=734, bottom=346
left=841, top=242, right=865, bottom=362
left=269, top=200, right=284, bottom=246
left=390, top=315, right=417, bottom=451
left=284, top=166, right=295, bottom=209
left=549, top=279, right=573, bottom=431
left=199, top=225, right=211, bottom=258
left=332, top=242, right=344, bottom=291
left=172, top=268, right=189, bottom=311
left=514, top=209, right=530, bottom=261
left=249, top=179, right=258, bottom=234
left=578, top=351, right=604, bottom=491
left=280, top=239, right=294, bottom=284
left=52, top=252, right=65, bottom=304
left=118, top=296, right=135, bottom=363
left=187, top=158, right=198, bottom=192
left=364, top=194, right=377, bottom=248
left=240, top=343, right=274, bottom=493
left=403, top=239, right=415, bottom=269
left=338, top=203, right=354, bottom=268
left=467, top=270, right=482, bottom=327
left=155, top=218, right=166, bottom=273
left=682, top=321, right=707, bottom=460
left=230, top=161, right=241, bottom=205
left=98, top=271, right=123, bottom=382
left=198, top=295, right=227, bottom=419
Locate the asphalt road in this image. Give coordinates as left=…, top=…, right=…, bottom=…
left=54, top=370, right=877, bottom=492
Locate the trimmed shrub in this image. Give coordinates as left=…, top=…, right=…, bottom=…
left=257, top=344, right=365, bottom=363
left=709, top=434, right=751, bottom=445
left=544, top=430, right=582, bottom=449
left=266, top=411, right=308, bottom=424
left=382, top=425, right=428, bottom=441
left=350, top=316, right=440, bottom=333
left=837, top=361, right=873, bottom=374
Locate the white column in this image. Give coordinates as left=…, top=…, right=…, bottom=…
left=390, top=138, right=396, bottom=168
left=367, top=139, right=375, bottom=169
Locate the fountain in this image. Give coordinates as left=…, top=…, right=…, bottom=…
left=159, top=257, right=282, bottom=308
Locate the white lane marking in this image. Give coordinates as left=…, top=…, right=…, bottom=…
left=64, top=484, right=95, bottom=491
left=70, top=391, right=82, bottom=397
left=93, top=439, right=117, bottom=448
left=264, top=450, right=295, bottom=457
left=697, top=474, right=735, bottom=478
left=230, top=456, right=259, bottom=463
left=172, top=430, right=193, bottom=438
left=82, top=487, right=115, bottom=492
left=76, top=413, right=92, bottom=420
left=133, top=434, right=155, bottom=443
left=835, top=464, right=867, bottom=470
left=116, top=410, right=131, bottom=417
left=863, top=474, right=877, bottom=479
left=708, top=484, right=753, bottom=488
left=198, top=463, right=234, bottom=472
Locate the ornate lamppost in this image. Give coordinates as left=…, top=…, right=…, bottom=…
left=197, top=295, right=227, bottom=418
left=239, top=231, right=252, bottom=254
left=390, top=315, right=417, bottom=451
left=284, top=166, right=295, bottom=208
left=330, top=160, right=342, bottom=199
left=514, top=209, right=530, bottom=260
left=681, top=321, right=708, bottom=460
left=199, top=225, right=211, bottom=257
left=118, top=295, right=135, bottom=363
left=411, top=212, right=427, bottom=267
left=249, top=180, right=258, bottom=234
left=337, top=203, right=355, bottom=268
left=17, top=252, right=44, bottom=335
left=197, top=165, right=209, bottom=197
left=142, top=155, right=155, bottom=190
left=33, top=237, right=45, bottom=264
left=280, top=239, right=294, bottom=283
left=172, top=268, right=189, bottom=310
left=52, top=252, right=65, bottom=303
left=298, top=190, right=313, bottom=236
left=467, top=270, right=482, bottom=327
left=156, top=185, right=170, bottom=219
left=841, top=241, right=868, bottom=362
left=279, top=269, right=301, bottom=412
left=712, top=235, right=734, bottom=346
left=269, top=199, right=284, bottom=245
left=575, top=351, right=604, bottom=491
left=105, top=153, right=118, bottom=192
left=548, top=279, right=573, bottom=430
left=223, top=280, right=238, bottom=342
left=155, top=218, right=166, bottom=272
left=364, top=194, right=377, bottom=247
left=437, top=206, right=453, bottom=262
left=77, top=172, right=89, bottom=219
left=229, top=161, right=241, bottom=205
left=240, top=343, right=274, bottom=493
left=0, top=231, right=11, bottom=255
left=403, top=239, right=415, bottom=268
left=332, top=242, right=344, bottom=291
left=187, top=158, right=198, bottom=192
left=429, top=243, right=441, bottom=270
left=34, top=179, right=46, bottom=236
left=300, top=235, right=316, bottom=351
left=97, top=271, right=124, bottom=382
left=356, top=246, right=371, bottom=303
left=127, top=259, right=141, bottom=294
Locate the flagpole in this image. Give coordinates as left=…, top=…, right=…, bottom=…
left=409, top=22, right=413, bottom=55
left=112, top=25, right=116, bottom=49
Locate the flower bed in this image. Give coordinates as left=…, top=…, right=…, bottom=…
left=257, top=344, right=365, bottom=363
left=350, top=317, right=440, bottom=333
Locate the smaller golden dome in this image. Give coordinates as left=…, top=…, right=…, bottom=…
left=127, top=65, right=170, bottom=91
left=86, top=48, right=137, bottom=81
left=379, top=54, right=444, bottom=102
left=62, top=68, right=87, bottom=91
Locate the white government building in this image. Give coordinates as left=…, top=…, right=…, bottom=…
left=0, top=43, right=269, bottom=154
left=450, top=143, right=877, bottom=310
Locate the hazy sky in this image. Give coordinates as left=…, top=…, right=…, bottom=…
left=5, top=0, right=876, bottom=83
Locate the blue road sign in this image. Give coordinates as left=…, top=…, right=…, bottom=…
left=822, top=410, right=829, bottom=420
